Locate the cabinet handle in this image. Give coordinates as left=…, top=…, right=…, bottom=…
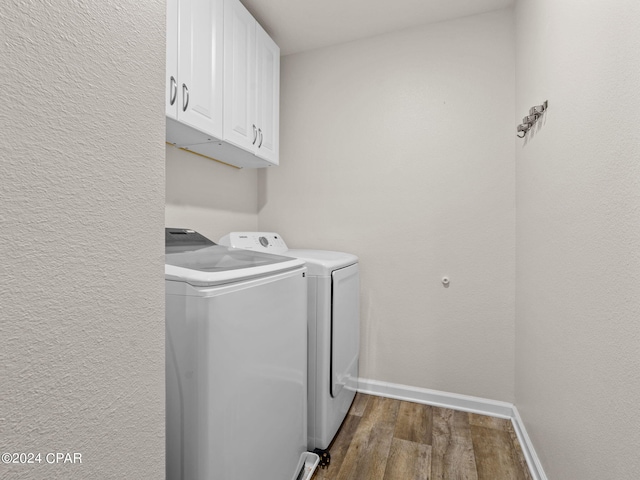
left=252, top=124, right=257, bottom=145
left=258, top=128, right=263, bottom=148
left=169, top=76, right=177, bottom=106
left=182, top=84, right=189, bottom=112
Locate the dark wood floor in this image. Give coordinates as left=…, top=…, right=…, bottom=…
left=313, top=393, right=532, bottom=480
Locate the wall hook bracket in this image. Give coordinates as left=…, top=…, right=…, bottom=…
left=517, top=100, right=548, bottom=138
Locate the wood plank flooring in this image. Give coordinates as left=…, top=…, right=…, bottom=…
left=313, top=393, right=532, bottom=480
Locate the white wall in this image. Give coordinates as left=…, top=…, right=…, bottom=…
left=515, top=1, right=640, bottom=478
left=0, top=1, right=165, bottom=478
left=259, top=9, right=516, bottom=401
left=165, top=146, right=259, bottom=241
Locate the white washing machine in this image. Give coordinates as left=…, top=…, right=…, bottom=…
left=219, top=232, right=360, bottom=451
left=165, top=228, right=319, bottom=480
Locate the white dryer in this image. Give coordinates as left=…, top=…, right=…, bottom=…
left=219, top=232, right=360, bottom=451
left=165, top=228, right=318, bottom=480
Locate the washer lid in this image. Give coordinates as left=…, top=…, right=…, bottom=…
left=285, top=249, right=358, bottom=276
left=165, top=228, right=305, bottom=286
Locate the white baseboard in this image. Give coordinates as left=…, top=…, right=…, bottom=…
left=357, top=378, right=547, bottom=480
left=510, top=405, right=548, bottom=480
left=357, top=378, right=513, bottom=418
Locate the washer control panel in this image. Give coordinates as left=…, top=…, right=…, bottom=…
left=219, top=232, right=289, bottom=254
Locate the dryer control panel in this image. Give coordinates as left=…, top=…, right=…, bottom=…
left=219, top=232, right=289, bottom=254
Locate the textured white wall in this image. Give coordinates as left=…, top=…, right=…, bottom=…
left=515, top=1, right=640, bottom=478
left=0, top=1, right=165, bottom=479
left=259, top=9, right=516, bottom=401
left=165, top=146, right=259, bottom=241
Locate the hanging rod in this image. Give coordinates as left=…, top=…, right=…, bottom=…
left=517, top=100, right=548, bottom=138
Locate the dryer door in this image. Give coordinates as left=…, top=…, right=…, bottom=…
left=331, top=263, right=359, bottom=398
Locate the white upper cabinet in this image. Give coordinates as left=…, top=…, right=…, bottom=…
left=222, top=0, right=256, bottom=153
left=166, top=0, right=223, bottom=140
left=254, top=24, right=280, bottom=164
left=166, top=0, right=179, bottom=120
left=166, top=0, right=280, bottom=168
left=223, top=0, right=280, bottom=165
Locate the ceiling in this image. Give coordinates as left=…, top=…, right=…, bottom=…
left=241, top=0, right=515, bottom=56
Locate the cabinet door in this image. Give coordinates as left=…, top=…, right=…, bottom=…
left=255, top=24, right=280, bottom=164
left=177, top=0, right=223, bottom=138
left=166, top=0, right=178, bottom=119
left=223, top=0, right=256, bottom=152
